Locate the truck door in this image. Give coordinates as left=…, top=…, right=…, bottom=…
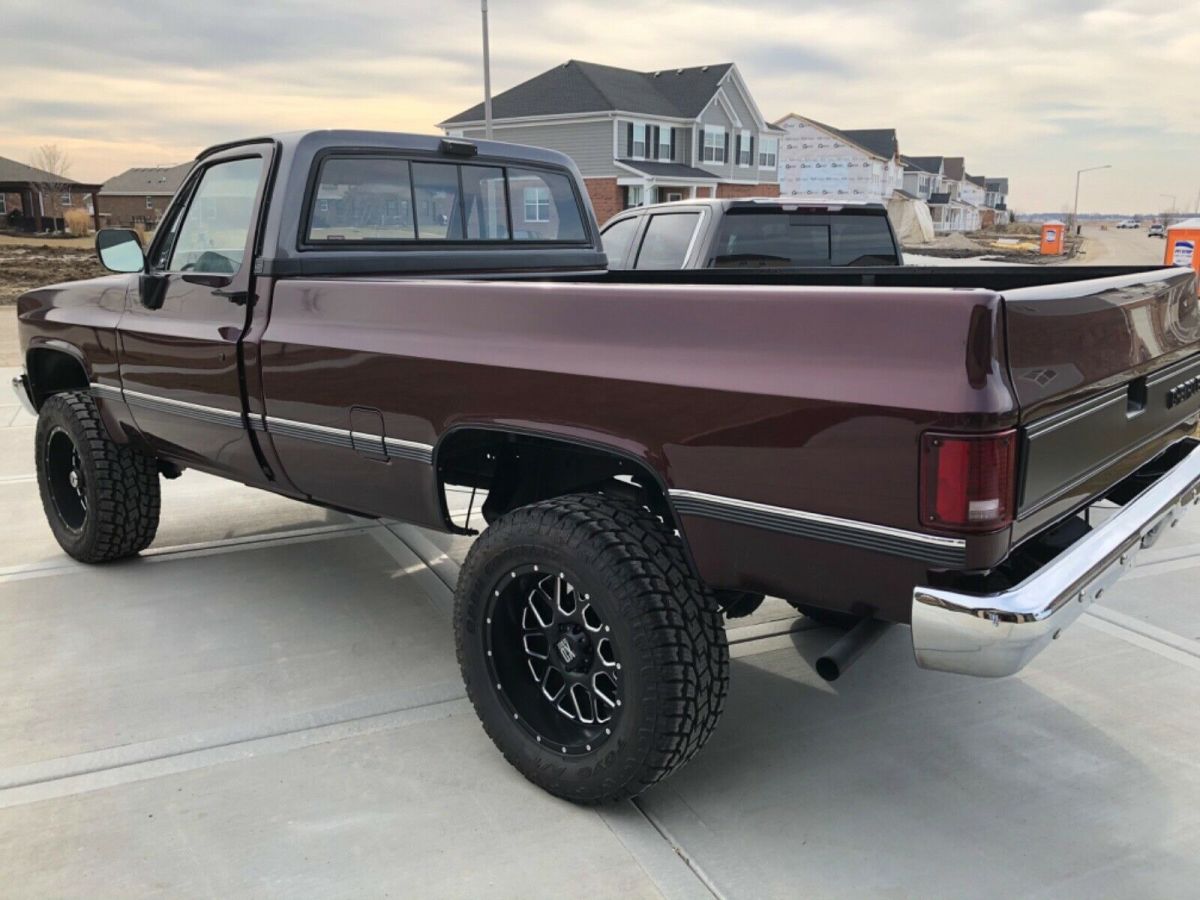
left=116, top=143, right=274, bottom=485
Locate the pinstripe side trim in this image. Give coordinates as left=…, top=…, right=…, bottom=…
left=668, top=489, right=968, bottom=567
left=90, top=384, right=434, bottom=465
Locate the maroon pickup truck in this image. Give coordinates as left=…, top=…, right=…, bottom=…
left=12, top=131, right=1200, bottom=803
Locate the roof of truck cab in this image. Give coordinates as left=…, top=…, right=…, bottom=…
left=194, top=130, right=580, bottom=171
left=621, top=198, right=888, bottom=215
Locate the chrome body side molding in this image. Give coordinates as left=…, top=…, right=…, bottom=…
left=667, top=488, right=967, bottom=567
left=90, top=384, right=434, bottom=464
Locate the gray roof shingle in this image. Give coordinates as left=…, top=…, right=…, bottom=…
left=442, top=60, right=735, bottom=124
left=100, top=163, right=192, bottom=196
left=619, top=161, right=718, bottom=180
left=0, top=155, right=81, bottom=186
left=903, top=155, right=943, bottom=174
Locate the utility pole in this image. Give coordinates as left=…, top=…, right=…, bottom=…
left=1071, top=164, right=1111, bottom=235
left=481, top=0, right=493, bottom=140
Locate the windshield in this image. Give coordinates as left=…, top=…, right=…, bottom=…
left=708, top=210, right=898, bottom=267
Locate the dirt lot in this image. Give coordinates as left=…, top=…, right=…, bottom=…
left=0, top=238, right=105, bottom=307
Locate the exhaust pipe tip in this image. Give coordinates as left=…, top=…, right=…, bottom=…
left=815, top=655, right=842, bottom=682
left=815, top=617, right=891, bottom=682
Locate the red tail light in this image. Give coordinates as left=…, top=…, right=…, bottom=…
left=920, top=430, right=1017, bottom=533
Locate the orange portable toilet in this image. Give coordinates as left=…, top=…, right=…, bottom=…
left=1164, top=218, right=1200, bottom=285
left=1040, top=220, right=1066, bottom=255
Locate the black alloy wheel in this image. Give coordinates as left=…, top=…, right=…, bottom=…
left=484, top=566, right=622, bottom=755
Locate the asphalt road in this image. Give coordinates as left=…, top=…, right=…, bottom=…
left=1068, top=223, right=1170, bottom=266
left=2, top=363, right=1200, bottom=898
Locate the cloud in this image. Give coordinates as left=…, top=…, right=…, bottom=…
left=1, top=0, right=1197, bottom=211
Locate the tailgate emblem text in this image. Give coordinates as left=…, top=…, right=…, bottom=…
left=1166, top=375, right=1200, bottom=409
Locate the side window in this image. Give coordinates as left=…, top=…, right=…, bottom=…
left=309, top=157, right=415, bottom=241
left=506, top=168, right=586, bottom=241
left=634, top=213, right=700, bottom=269
left=412, top=162, right=463, bottom=240
left=600, top=217, right=640, bottom=269
left=167, top=157, right=263, bottom=274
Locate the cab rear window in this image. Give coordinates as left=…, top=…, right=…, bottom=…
left=306, top=156, right=585, bottom=244
left=709, top=210, right=898, bottom=267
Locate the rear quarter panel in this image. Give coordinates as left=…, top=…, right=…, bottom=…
left=258, top=278, right=1016, bottom=618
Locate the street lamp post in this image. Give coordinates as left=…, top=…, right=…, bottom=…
left=481, top=0, right=493, bottom=140
left=1071, top=164, right=1111, bottom=235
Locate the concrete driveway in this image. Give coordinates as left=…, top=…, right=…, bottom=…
left=2, top=367, right=1199, bottom=898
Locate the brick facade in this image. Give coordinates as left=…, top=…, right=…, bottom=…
left=584, top=178, right=624, bottom=226
left=2, top=188, right=97, bottom=230
left=715, top=182, right=780, bottom=199
left=98, top=194, right=173, bottom=228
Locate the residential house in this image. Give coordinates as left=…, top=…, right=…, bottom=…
left=0, top=155, right=101, bottom=232
left=901, top=155, right=944, bottom=201
left=99, top=162, right=192, bottom=228
left=440, top=60, right=781, bottom=224
left=984, top=177, right=1010, bottom=224
left=773, top=114, right=903, bottom=204
left=903, top=155, right=984, bottom=233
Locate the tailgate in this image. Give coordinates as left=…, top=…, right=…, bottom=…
left=1004, top=268, right=1200, bottom=537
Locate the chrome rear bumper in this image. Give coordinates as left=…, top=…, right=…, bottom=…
left=10, top=374, right=36, bottom=417
left=912, top=438, right=1200, bottom=677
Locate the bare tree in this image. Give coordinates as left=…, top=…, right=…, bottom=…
left=28, top=144, right=74, bottom=228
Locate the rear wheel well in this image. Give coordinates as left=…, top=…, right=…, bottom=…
left=26, top=348, right=89, bottom=409
left=435, top=429, right=675, bottom=534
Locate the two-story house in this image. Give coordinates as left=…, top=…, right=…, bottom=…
left=904, top=155, right=984, bottom=233
left=902, top=155, right=943, bottom=200
left=772, top=114, right=902, bottom=204
left=984, top=177, right=1010, bottom=223
left=439, top=60, right=781, bottom=224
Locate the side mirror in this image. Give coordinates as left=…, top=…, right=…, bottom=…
left=95, top=228, right=146, bottom=274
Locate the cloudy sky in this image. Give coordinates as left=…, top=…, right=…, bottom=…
left=3, top=0, right=1198, bottom=213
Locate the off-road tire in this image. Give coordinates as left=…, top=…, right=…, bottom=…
left=35, top=391, right=160, bottom=562
left=454, top=493, right=729, bottom=803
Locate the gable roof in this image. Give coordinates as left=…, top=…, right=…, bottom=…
left=775, top=115, right=898, bottom=161
left=100, top=163, right=192, bottom=196
left=985, top=177, right=1009, bottom=193
left=903, top=155, right=943, bottom=174
left=942, top=157, right=965, bottom=181
left=441, top=60, right=736, bottom=124
left=967, top=173, right=986, bottom=187
left=0, top=154, right=81, bottom=186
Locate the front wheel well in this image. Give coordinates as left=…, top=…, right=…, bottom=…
left=26, top=347, right=89, bottom=409
left=435, top=428, right=675, bottom=534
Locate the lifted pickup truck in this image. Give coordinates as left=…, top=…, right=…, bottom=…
left=13, top=131, right=1200, bottom=803
left=600, top=198, right=902, bottom=269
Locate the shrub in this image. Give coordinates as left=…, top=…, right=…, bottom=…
left=64, top=208, right=92, bottom=236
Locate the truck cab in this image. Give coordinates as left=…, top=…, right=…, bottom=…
left=599, top=198, right=902, bottom=270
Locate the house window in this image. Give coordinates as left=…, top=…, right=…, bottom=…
left=145, top=195, right=155, bottom=210
left=625, top=184, right=644, bottom=209
left=60, top=193, right=72, bottom=207
left=702, top=126, right=726, bottom=164
left=758, top=137, right=778, bottom=168
left=524, top=186, right=550, bottom=223
left=632, top=122, right=647, bottom=159
left=737, top=130, right=752, bottom=166
left=658, top=127, right=672, bottom=161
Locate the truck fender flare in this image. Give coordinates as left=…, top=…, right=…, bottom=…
left=25, top=339, right=92, bottom=408
left=431, top=422, right=700, bottom=570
